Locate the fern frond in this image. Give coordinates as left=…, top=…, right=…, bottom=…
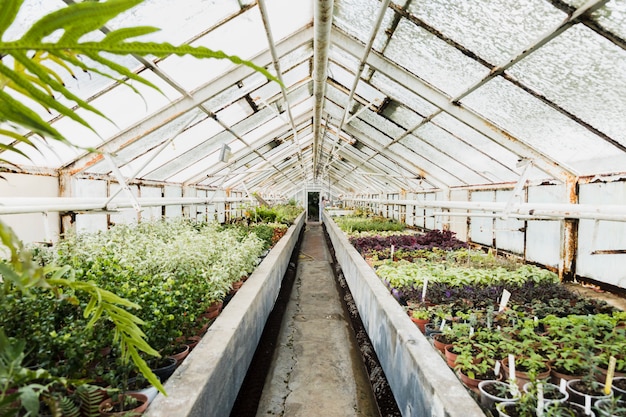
left=77, top=384, right=105, bottom=417
left=22, top=0, right=143, bottom=44
left=0, top=55, right=99, bottom=131
left=0, top=89, right=65, bottom=141
left=59, top=396, right=80, bottom=417
left=0, top=0, right=24, bottom=39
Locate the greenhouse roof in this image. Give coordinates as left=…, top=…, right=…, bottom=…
left=2, top=0, right=626, bottom=197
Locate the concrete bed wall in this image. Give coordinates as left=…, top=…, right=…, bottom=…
left=145, top=213, right=305, bottom=417
left=323, top=213, right=485, bottom=417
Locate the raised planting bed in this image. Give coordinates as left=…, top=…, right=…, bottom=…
left=325, top=214, right=626, bottom=417
left=0, top=207, right=303, bottom=416
left=145, top=212, right=304, bottom=417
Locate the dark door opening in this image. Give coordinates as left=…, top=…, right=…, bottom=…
left=307, top=192, right=320, bottom=221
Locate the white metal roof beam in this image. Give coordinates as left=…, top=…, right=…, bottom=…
left=258, top=0, right=308, bottom=182
left=312, top=0, right=334, bottom=177
left=62, top=26, right=314, bottom=175
left=321, top=0, right=391, bottom=179
left=332, top=29, right=576, bottom=183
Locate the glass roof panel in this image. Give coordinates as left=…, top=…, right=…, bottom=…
left=263, top=0, right=313, bottom=42
left=379, top=102, right=424, bottom=130
left=461, top=77, right=626, bottom=175
left=166, top=152, right=223, bottom=184
left=120, top=117, right=224, bottom=178
left=201, top=71, right=268, bottom=113
left=432, top=113, right=522, bottom=181
left=4, top=0, right=64, bottom=41
left=143, top=129, right=233, bottom=180
left=156, top=8, right=266, bottom=91
left=409, top=124, right=512, bottom=183
left=370, top=72, right=438, bottom=116
left=594, top=1, right=626, bottom=39
left=329, top=44, right=360, bottom=71
left=327, top=62, right=386, bottom=104
left=86, top=110, right=207, bottom=174
left=334, top=0, right=395, bottom=50
left=384, top=18, right=490, bottom=97
left=215, top=98, right=255, bottom=126
left=508, top=25, right=626, bottom=147
left=108, top=0, right=241, bottom=45
left=406, top=0, right=564, bottom=64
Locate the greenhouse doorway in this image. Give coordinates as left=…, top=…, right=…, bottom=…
left=307, top=192, right=320, bottom=221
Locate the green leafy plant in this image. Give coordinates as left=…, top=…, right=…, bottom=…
left=0, top=1, right=281, bottom=414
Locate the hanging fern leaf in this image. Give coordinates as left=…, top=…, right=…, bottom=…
left=0, top=0, right=279, bottom=158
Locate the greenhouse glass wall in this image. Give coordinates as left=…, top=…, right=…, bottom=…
left=1, top=0, right=626, bottom=415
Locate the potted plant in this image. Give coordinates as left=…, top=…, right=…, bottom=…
left=456, top=353, right=500, bottom=389
left=566, top=345, right=613, bottom=407
left=544, top=400, right=596, bottom=417
left=478, top=380, right=520, bottom=414
left=595, top=397, right=626, bottom=417
left=408, top=307, right=430, bottom=333
left=99, top=391, right=149, bottom=416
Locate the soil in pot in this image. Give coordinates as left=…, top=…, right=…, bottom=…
left=458, top=368, right=501, bottom=391
left=148, top=356, right=177, bottom=382
left=594, top=398, right=626, bottom=417
left=613, top=377, right=626, bottom=400
left=496, top=400, right=537, bottom=417
left=544, top=401, right=596, bottom=417
left=479, top=380, right=520, bottom=414
left=501, top=359, right=551, bottom=391
left=567, top=379, right=612, bottom=407
left=167, top=344, right=190, bottom=364
left=99, top=392, right=148, bottom=417
left=523, top=382, right=568, bottom=404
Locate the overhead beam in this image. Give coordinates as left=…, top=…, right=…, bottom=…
left=62, top=26, right=314, bottom=176
left=332, top=28, right=577, bottom=183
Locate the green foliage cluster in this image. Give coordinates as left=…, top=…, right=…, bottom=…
left=0, top=218, right=268, bottom=406
left=334, top=215, right=405, bottom=234
left=245, top=203, right=303, bottom=226
left=375, top=252, right=559, bottom=291
left=0, top=0, right=282, bottom=414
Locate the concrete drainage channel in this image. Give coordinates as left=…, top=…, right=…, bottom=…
left=231, top=222, right=400, bottom=416
left=323, top=224, right=402, bottom=417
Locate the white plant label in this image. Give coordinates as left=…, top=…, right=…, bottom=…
left=499, top=289, right=511, bottom=312
left=469, top=327, right=474, bottom=337
left=391, top=244, right=394, bottom=260
left=494, top=360, right=501, bottom=377
left=536, top=383, right=544, bottom=417
left=439, top=319, right=447, bottom=331
left=584, top=395, right=591, bottom=415
left=421, top=276, right=428, bottom=303
left=508, top=354, right=516, bottom=383
left=559, top=378, right=567, bottom=394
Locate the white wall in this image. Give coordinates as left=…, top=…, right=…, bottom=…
left=494, top=190, right=525, bottom=255
left=469, top=190, right=494, bottom=246
left=525, top=184, right=563, bottom=268
left=577, top=181, right=626, bottom=288
left=75, top=179, right=108, bottom=234
left=448, top=189, right=469, bottom=242
left=0, top=173, right=60, bottom=244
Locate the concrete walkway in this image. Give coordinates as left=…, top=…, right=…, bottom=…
left=256, top=222, right=378, bottom=417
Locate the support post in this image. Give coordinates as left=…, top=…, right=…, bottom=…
left=58, top=171, right=74, bottom=236
left=560, top=177, right=580, bottom=281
